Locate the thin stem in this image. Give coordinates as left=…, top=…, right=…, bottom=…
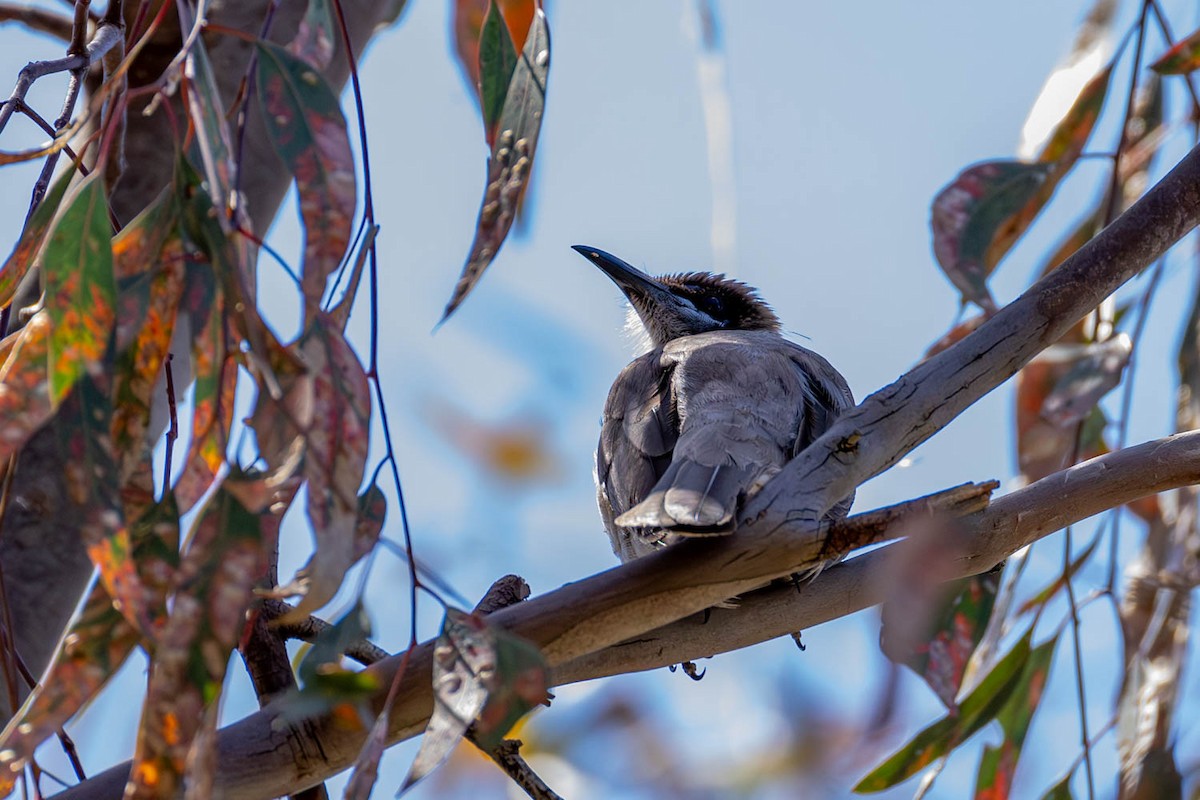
left=1103, top=0, right=1150, bottom=227
left=1063, top=525, right=1096, bottom=800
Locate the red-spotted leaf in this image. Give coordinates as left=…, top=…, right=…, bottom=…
left=0, top=311, right=54, bottom=461
left=1151, top=26, right=1200, bottom=74
left=42, top=173, right=116, bottom=406
left=974, top=637, right=1058, bottom=799
left=125, top=473, right=279, bottom=800
left=270, top=314, right=370, bottom=622
left=288, top=0, right=335, bottom=69
left=344, top=708, right=389, bottom=800
left=0, top=169, right=72, bottom=308
left=0, top=497, right=180, bottom=785
left=882, top=569, right=1001, bottom=709
left=931, top=161, right=1053, bottom=312
left=1040, top=334, right=1131, bottom=427
left=479, top=0, right=519, bottom=145
left=452, top=0, right=536, bottom=93
left=402, top=609, right=548, bottom=792
left=256, top=40, right=356, bottom=316
left=855, top=631, right=1033, bottom=792
left=442, top=8, right=550, bottom=322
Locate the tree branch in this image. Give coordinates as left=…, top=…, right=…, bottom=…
left=51, top=428, right=1200, bottom=800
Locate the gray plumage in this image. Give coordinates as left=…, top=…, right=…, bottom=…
left=575, top=246, right=854, bottom=563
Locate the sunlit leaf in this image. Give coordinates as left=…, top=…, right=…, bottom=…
left=402, top=609, right=548, bottom=793
left=288, top=0, right=335, bottom=70
left=0, top=169, right=72, bottom=308
left=974, top=637, right=1058, bottom=799
left=1019, top=0, right=1115, bottom=158
left=931, top=161, right=1053, bottom=312
left=1150, top=26, right=1200, bottom=74
left=256, top=41, right=356, bottom=317
left=126, top=473, right=279, bottom=800
left=882, top=570, right=1001, bottom=709
left=442, top=8, right=550, bottom=321
left=855, top=632, right=1033, bottom=792
left=1033, top=64, right=1112, bottom=168
left=41, top=173, right=115, bottom=406
left=479, top=0, right=518, bottom=145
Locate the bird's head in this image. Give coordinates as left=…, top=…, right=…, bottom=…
left=573, top=245, right=780, bottom=349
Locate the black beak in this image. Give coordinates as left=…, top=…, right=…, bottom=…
left=571, top=245, right=676, bottom=307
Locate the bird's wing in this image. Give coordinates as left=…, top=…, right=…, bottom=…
left=615, top=331, right=832, bottom=532
left=596, top=350, right=680, bottom=560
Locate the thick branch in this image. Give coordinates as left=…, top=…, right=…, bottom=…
left=51, top=429, right=1200, bottom=799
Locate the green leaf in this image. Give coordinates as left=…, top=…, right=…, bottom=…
left=256, top=40, right=356, bottom=317
left=41, top=173, right=115, bottom=406
left=0, top=169, right=73, bottom=308
left=442, top=8, right=550, bottom=322
left=974, top=637, right=1059, bottom=798
left=854, top=631, right=1034, bottom=793
left=1019, top=534, right=1101, bottom=615
left=478, top=0, right=519, bottom=145
left=1039, top=773, right=1075, bottom=800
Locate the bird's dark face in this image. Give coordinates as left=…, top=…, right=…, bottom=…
left=573, top=245, right=780, bottom=348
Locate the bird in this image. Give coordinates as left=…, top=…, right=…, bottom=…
left=574, top=245, right=854, bottom=564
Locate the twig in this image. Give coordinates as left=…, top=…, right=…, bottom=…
left=483, top=740, right=563, bottom=800
left=0, top=5, right=75, bottom=42
left=161, top=353, right=177, bottom=491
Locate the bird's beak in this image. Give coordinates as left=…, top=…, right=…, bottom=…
left=571, top=245, right=677, bottom=308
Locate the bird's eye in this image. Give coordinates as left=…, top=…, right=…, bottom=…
left=700, top=296, right=724, bottom=317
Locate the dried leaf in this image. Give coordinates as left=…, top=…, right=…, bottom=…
left=256, top=41, right=356, bottom=316
left=441, top=8, right=550, bottom=321
left=931, top=161, right=1053, bottom=312
left=41, top=173, right=116, bottom=406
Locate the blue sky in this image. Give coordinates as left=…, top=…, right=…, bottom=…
left=2, top=0, right=1198, bottom=797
